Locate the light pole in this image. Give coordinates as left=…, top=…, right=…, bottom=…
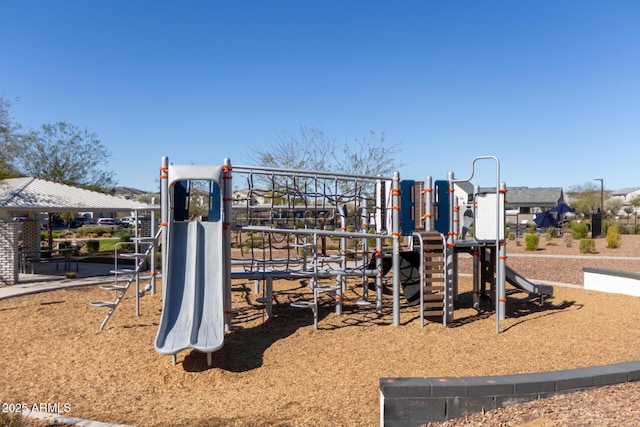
left=594, top=178, right=604, bottom=214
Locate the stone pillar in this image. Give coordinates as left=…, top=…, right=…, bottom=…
left=0, top=220, right=21, bottom=285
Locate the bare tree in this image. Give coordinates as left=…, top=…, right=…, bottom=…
left=252, top=123, right=335, bottom=172
left=335, top=131, right=402, bottom=177
left=251, top=123, right=402, bottom=205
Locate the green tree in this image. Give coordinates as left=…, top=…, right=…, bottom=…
left=630, top=195, right=640, bottom=229
left=18, top=121, right=116, bottom=191
left=605, top=197, right=623, bottom=218
left=0, top=97, right=25, bottom=179
left=566, top=182, right=608, bottom=215
left=16, top=121, right=117, bottom=248
left=623, top=206, right=635, bottom=224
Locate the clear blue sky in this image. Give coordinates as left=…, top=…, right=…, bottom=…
left=1, top=1, right=639, bottom=192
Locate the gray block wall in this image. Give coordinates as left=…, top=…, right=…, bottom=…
left=380, top=360, right=640, bottom=426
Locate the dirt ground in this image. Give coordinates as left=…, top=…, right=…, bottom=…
left=1, top=235, right=640, bottom=426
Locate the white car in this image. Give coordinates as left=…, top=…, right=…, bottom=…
left=97, top=218, right=117, bottom=226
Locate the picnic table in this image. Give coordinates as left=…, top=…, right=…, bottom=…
left=20, top=247, right=80, bottom=274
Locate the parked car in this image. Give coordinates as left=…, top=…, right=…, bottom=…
left=69, top=217, right=87, bottom=228
left=115, top=218, right=129, bottom=228
left=122, top=216, right=142, bottom=226
left=97, top=218, right=117, bottom=226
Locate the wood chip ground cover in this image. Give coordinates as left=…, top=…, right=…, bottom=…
left=1, top=235, right=639, bottom=426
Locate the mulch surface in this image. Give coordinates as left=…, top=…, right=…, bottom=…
left=1, top=235, right=639, bottom=426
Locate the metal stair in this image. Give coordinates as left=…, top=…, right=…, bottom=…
left=90, top=229, right=161, bottom=330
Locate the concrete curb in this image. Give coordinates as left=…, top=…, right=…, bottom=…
left=380, top=360, right=640, bottom=426
left=18, top=408, right=136, bottom=427
left=0, top=277, right=110, bottom=300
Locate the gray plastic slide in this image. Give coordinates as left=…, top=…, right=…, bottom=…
left=505, top=265, right=554, bottom=296
left=155, top=220, right=225, bottom=357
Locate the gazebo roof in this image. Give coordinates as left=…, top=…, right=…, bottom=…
left=0, top=177, right=157, bottom=213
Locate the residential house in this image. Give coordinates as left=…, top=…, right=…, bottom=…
left=611, top=187, right=640, bottom=216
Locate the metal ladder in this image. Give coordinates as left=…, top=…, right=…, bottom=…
left=90, top=229, right=161, bottom=330
left=417, top=231, right=448, bottom=325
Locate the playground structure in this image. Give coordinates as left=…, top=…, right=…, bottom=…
left=149, top=155, right=553, bottom=366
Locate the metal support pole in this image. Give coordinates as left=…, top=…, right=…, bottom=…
left=375, top=179, right=384, bottom=314
left=496, top=182, right=507, bottom=326
left=222, top=158, right=233, bottom=332
left=392, top=171, right=401, bottom=326
left=472, top=248, right=480, bottom=309
left=413, top=232, right=425, bottom=328
left=338, top=208, right=347, bottom=315
left=447, top=172, right=455, bottom=246
left=361, top=204, right=369, bottom=302
left=150, top=197, right=157, bottom=295
left=160, top=157, right=169, bottom=298
left=424, top=176, right=433, bottom=232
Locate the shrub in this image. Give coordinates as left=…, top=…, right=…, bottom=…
left=579, top=238, right=596, bottom=254
left=58, top=241, right=72, bottom=249
left=544, top=227, right=555, bottom=242
left=507, top=231, right=516, bottom=240
left=571, top=222, right=589, bottom=239
left=86, top=239, right=100, bottom=253
left=602, top=220, right=614, bottom=235
left=524, top=233, right=539, bottom=251
left=606, top=225, right=620, bottom=249
left=564, top=233, right=573, bottom=248
left=117, top=230, right=132, bottom=242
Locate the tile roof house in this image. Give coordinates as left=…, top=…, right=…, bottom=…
left=504, top=187, right=565, bottom=214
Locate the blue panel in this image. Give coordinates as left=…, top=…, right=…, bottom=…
left=400, top=180, right=415, bottom=236
left=434, top=180, right=450, bottom=235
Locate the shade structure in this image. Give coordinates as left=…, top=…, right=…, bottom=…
left=549, top=202, right=575, bottom=214
left=533, top=211, right=556, bottom=228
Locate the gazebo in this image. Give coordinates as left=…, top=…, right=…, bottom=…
left=0, top=177, right=158, bottom=285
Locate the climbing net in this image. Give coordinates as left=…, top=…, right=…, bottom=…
left=229, top=165, right=397, bottom=274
